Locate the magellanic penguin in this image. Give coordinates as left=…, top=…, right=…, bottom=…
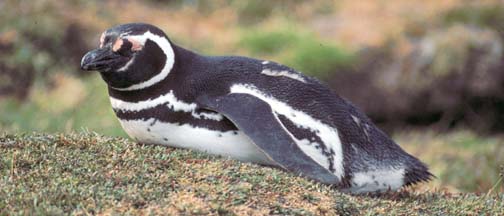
left=81, top=23, right=432, bottom=193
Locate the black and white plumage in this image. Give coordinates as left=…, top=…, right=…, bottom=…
left=81, top=23, right=432, bottom=193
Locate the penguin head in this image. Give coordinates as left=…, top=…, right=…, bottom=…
left=81, top=23, right=175, bottom=90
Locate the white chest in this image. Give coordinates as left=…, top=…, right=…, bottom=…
left=118, top=118, right=275, bottom=165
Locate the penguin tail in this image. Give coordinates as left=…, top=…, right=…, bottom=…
left=403, top=162, right=434, bottom=186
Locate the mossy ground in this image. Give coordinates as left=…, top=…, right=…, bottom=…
left=1, top=133, right=502, bottom=215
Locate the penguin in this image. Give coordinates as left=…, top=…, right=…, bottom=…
left=81, top=23, right=432, bottom=193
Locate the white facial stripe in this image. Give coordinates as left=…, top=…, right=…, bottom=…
left=111, top=31, right=175, bottom=91
left=230, top=84, right=344, bottom=179
left=261, top=69, right=306, bottom=83
left=109, top=91, right=224, bottom=121
left=127, top=38, right=143, bottom=51
left=350, top=168, right=405, bottom=193
left=117, top=56, right=135, bottom=72
left=119, top=118, right=275, bottom=165
left=99, top=33, right=105, bottom=48
left=119, top=31, right=132, bottom=37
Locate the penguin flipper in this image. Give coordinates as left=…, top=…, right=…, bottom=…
left=197, top=93, right=340, bottom=184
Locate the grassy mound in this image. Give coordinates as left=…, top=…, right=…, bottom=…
left=0, top=133, right=502, bottom=215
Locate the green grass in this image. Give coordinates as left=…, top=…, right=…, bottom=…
left=239, top=28, right=355, bottom=78
left=285, top=41, right=354, bottom=79
left=1, top=133, right=503, bottom=215
left=240, top=30, right=301, bottom=55
left=395, top=131, right=504, bottom=193
left=0, top=75, right=126, bottom=137
left=443, top=4, right=504, bottom=30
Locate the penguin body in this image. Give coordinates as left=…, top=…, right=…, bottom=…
left=81, top=23, right=432, bottom=193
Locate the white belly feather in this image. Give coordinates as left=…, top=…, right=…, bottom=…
left=118, top=118, right=275, bottom=165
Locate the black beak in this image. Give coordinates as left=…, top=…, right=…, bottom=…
left=80, top=48, right=119, bottom=71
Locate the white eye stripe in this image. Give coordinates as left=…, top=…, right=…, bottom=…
left=110, top=31, right=175, bottom=91
left=124, top=37, right=143, bottom=51
left=127, top=34, right=148, bottom=46
left=99, top=33, right=106, bottom=48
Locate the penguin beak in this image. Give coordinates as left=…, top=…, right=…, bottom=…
left=81, top=48, right=120, bottom=71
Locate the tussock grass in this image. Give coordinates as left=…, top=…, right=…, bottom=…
left=1, top=133, right=503, bottom=215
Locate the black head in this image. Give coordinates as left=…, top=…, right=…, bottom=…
left=81, top=23, right=175, bottom=90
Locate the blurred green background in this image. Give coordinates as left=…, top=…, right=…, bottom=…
left=1, top=0, right=503, bottom=193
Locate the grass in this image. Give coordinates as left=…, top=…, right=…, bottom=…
left=0, top=75, right=126, bottom=137
left=443, top=4, right=504, bottom=30
left=1, top=132, right=503, bottom=215
left=240, top=30, right=301, bottom=55
left=395, top=131, right=504, bottom=193
left=239, top=28, right=355, bottom=78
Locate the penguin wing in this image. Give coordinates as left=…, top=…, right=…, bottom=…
left=197, top=93, right=340, bottom=184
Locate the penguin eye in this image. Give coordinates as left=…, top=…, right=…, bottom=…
left=114, top=39, right=133, bottom=56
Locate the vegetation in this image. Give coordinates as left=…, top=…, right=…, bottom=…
left=396, top=131, right=504, bottom=193
left=0, top=76, right=125, bottom=137
left=443, top=4, right=504, bottom=31
left=1, top=0, right=504, bottom=213
left=239, top=28, right=355, bottom=78
left=1, top=133, right=503, bottom=215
